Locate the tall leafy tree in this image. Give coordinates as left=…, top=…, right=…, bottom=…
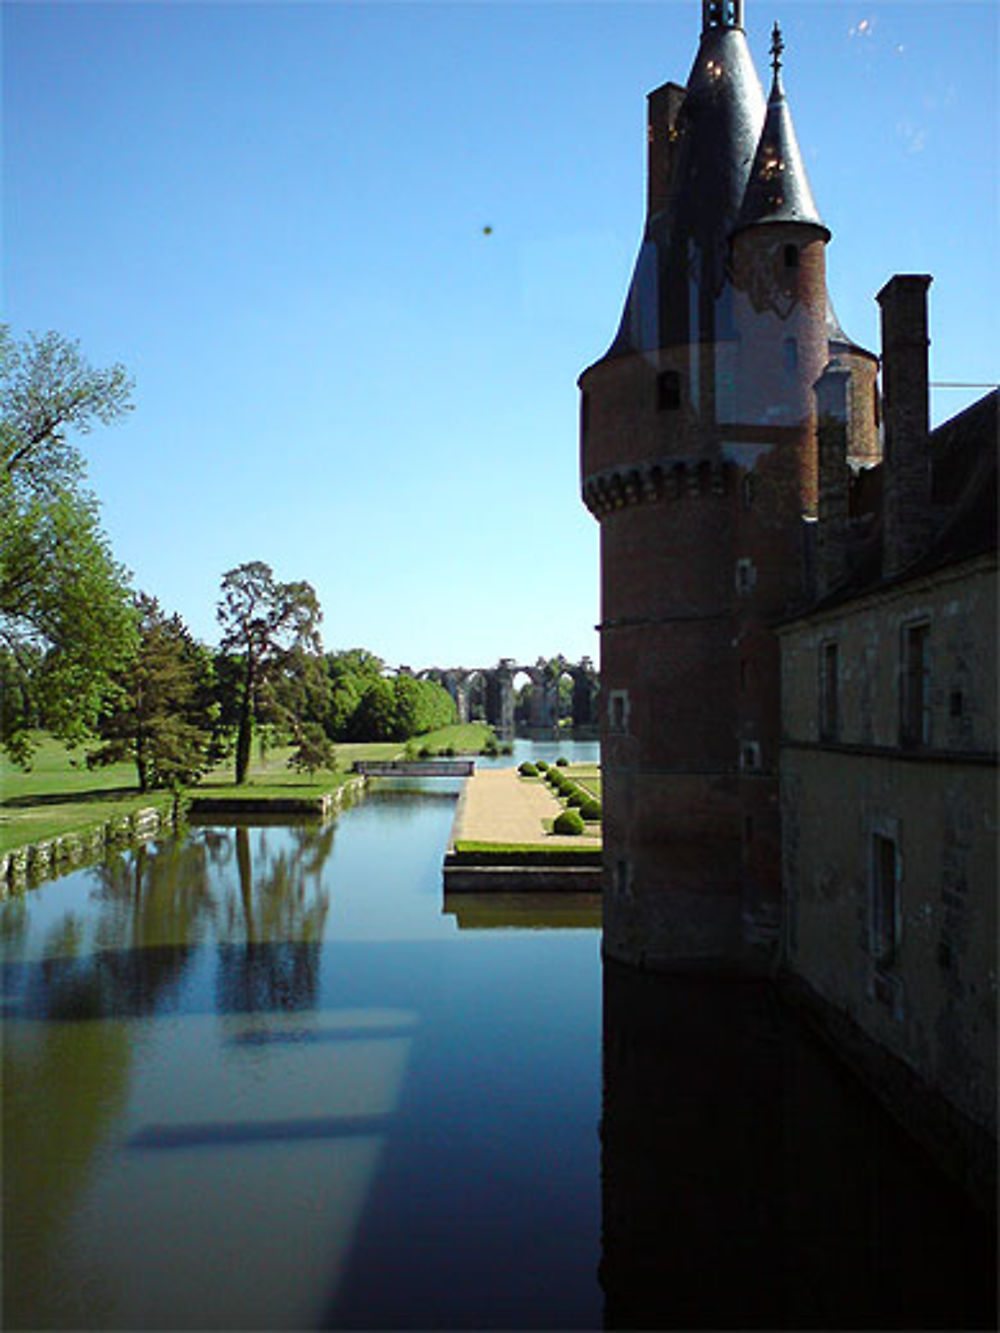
left=88, top=594, right=220, bottom=791
left=0, top=326, right=136, bottom=764
left=216, top=562, right=322, bottom=784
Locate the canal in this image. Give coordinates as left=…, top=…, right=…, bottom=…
left=2, top=741, right=995, bottom=1329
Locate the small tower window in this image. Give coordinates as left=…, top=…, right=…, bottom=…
left=657, top=370, right=681, bottom=411
left=783, top=337, right=798, bottom=371
left=741, top=473, right=755, bottom=510
left=819, top=640, right=839, bottom=741
left=580, top=391, right=590, bottom=441
left=740, top=741, right=761, bottom=772
left=783, top=244, right=799, bottom=269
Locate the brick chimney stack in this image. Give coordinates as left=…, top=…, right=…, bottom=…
left=646, top=83, right=686, bottom=220
left=814, top=359, right=852, bottom=597
left=877, top=274, right=933, bottom=579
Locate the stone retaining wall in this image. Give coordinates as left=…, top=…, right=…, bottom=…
left=0, top=803, right=177, bottom=898
left=0, top=778, right=367, bottom=898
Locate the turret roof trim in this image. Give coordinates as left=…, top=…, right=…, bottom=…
left=733, top=22, right=829, bottom=238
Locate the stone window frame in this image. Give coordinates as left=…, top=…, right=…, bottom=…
left=868, top=816, right=905, bottom=1017
left=899, top=617, right=932, bottom=749
left=739, top=740, right=761, bottom=772
left=735, top=557, right=756, bottom=595
left=607, top=689, right=631, bottom=735
left=818, top=638, right=840, bottom=742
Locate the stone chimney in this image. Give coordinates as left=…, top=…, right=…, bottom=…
left=877, top=274, right=933, bottom=579
left=646, top=83, right=686, bottom=220
left=814, top=359, right=852, bottom=597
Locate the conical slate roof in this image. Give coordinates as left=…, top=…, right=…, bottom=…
left=607, top=21, right=765, bottom=356
left=734, top=28, right=828, bottom=236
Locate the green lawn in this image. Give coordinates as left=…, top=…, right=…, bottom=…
left=568, top=764, right=602, bottom=800
left=1, top=734, right=399, bottom=853
left=404, top=722, right=498, bottom=754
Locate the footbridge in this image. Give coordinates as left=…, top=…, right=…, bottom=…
left=401, top=657, right=599, bottom=734
left=354, top=760, right=475, bottom=778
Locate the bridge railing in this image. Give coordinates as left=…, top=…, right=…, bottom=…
left=354, top=760, right=475, bottom=778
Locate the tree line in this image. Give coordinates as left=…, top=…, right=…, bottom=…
left=1, top=327, right=457, bottom=789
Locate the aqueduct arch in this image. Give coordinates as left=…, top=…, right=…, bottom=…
left=419, top=657, right=599, bottom=734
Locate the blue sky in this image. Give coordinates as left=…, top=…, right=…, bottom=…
left=4, top=0, right=997, bottom=670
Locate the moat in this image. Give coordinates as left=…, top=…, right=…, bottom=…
left=2, top=742, right=994, bottom=1330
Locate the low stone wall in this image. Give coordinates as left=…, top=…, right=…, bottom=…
left=0, top=778, right=368, bottom=897
left=0, top=803, right=177, bottom=898
left=187, top=776, right=367, bottom=821
left=443, top=863, right=604, bottom=894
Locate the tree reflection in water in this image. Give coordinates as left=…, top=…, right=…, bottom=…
left=215, top=822, right=333, bottom=1014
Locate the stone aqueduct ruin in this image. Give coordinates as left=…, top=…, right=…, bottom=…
left=400, top=658, right=600, bottom=734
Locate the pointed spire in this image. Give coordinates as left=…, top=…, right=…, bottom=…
left=769, top=21, right=784, bottom=85
left=733, top=25, right=829, bottom=237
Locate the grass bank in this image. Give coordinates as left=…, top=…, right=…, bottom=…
left=404, top=722, right=499, bottom=754
left=1, top=735, right=397, bottom=853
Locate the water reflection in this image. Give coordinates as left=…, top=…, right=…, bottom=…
left=444, top=891, right=601, bottom=930
left=216, top=823, right=332, bottom=1013
left=600, top=960, right=997, bottom=1330
left=2, top=822, right=336, bottom=1023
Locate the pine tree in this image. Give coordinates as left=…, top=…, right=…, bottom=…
left=88, top=594, right=219, bottom=790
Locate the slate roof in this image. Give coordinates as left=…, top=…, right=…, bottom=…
left=800, top=390, right=998, bottom=618
left=733, top=63, right=828, bottom=238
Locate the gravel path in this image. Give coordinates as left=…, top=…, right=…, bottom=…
left=449, top=768, right=601, bottom=847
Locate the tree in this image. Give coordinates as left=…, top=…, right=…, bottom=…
left=216, top=561, right=322, bottom=784
left=0, top=327, right=136, bottom=765
left=286, top=721, right=337, bottom=778
left=324, top=648, right=386, bottom=739
left=88, top=594, right=220, bottom=791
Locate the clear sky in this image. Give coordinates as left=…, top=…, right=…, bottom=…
left=4, top=0, right=997, bottom=671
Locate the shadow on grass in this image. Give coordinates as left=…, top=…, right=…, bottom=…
left=1, top=786, right=142, bottom=810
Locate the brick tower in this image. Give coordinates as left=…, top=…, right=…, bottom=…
left=580, top=2, right=877, bottom=970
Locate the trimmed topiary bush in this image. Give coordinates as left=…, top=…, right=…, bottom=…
left=579, top=798, right=602, bottom=821
left=536, top=760, right=548, bottom=771
left=553, top=809, right=585, bottom=836
left=567, top=788, right=586, bottom=808
left=518, top=761, right=539, bottom=777
left=556, top=756, right=569, bottom=767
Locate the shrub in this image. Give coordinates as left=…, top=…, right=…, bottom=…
left=556, top=756, right=569, bottom=767
left=579, top=798, right=602, bottom=821
left=440, top=744, right=456, bottom=757
left=536, top=760, right=548, bottom=771
left=500, top=743, right=513, bottom=755
left=553, top=809, right=585, bottom=835
left=518, top=761, right=538, bottom=777
left=567, top=788, right=585, bottom=808
left=418, top=744, right=432, bottom=759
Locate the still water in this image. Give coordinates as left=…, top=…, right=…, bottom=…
left=2, top=740, right=995, bottom=1330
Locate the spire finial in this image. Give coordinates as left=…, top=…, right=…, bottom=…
left=770, top=21, right=784, bottom=77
